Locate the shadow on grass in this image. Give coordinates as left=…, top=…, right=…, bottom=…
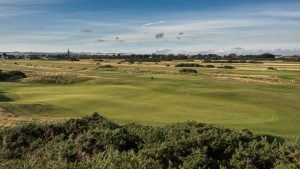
left=0, top=92, right=13, bottom=102
left=0, top=103, right=63, bottom=116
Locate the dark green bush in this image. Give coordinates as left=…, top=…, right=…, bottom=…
left=0, top=70, right=26, bottom=81
left=218, top=66, right=235, bottom=69
left=206, top=65, right=215, bottom=68
left=175, top=63, right=201, bottom=67
left=248, top=60, right=263, bottom=64
left=0, top=113, right=299, bottom=169
left=179, top=69, right=198, bottom=74
left=267, top=67, right=277, bottom=70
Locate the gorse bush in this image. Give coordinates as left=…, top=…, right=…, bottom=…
left=175, top=63, right=201, bottom=67
left=205, top=65, right=215, bottom=68
left=0, top=70, right=26, bottom=81
left=248, top=60, right=263, bottom=64
left=0, top=113, right=299, bottom=169
left=267, top=67, right=277, bottom=70
left=179, top=69, right=198, bottom=74
left=218, top=66, right=235, bottom=69
left=98, top=65, right=116, bottom=69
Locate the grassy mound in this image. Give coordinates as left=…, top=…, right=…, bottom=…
left=175, top=63, right=201, bottom=67
left=0, top=93, right=13, bottom=102
left=179, top=69, right=198, bottom=74
left=95, top=65, right=118, bottom=71
left=0, top=70, right=26, bottom=81
left=218, top=66, right=235, bottom=69
left=25, top=73, right=89, bottom=84
left=0, top=113, right=299, bottom=169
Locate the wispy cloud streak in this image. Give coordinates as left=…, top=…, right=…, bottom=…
left=141, top=21, right=166, bottom=27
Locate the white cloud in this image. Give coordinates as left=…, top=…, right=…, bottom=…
left=197, top=48, right=300, bottom=56
left=141, top=20, right=166, bottom=27
left=0, top=0, right=62, bottom=19
left=259, top=11, right=300, bottom=18
left=0, top=0, right=59, bottom=5
left=0, top=34, right=69, bottom=41
left=144, top=19, right=269, bottom=34
left=0, top=6, right=39, bottom=18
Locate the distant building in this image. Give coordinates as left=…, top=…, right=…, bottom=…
left=66, top=49, right=79, bottom=61
left=67, top=48, right=71, bottom=58
left=1, top=53, right=6, bottom=59
left=1, top=53, right=19, bottom=59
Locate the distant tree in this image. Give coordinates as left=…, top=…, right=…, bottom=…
left=260, top=53, right=275, bottom=59
left=228, top=53, right=238, bottom=59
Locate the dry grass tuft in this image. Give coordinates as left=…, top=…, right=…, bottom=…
left=25, top=72, right=91, bottom=84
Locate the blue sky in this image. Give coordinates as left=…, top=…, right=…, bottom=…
left=0, top=0, right=300, bottom=54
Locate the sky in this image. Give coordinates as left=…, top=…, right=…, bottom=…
left=0, top=0, right=300, bottom=55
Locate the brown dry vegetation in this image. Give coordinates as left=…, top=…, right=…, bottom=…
left=24, top=72, right=91, bottom=84
left=212, top=73, right=300, bottom=84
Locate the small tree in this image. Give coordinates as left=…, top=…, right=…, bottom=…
left=228, top=53, right=238, bottom=59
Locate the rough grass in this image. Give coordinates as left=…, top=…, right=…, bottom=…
left=0, top=104, right=59, bottom=116
left=25, top=73, right=90, bottom=84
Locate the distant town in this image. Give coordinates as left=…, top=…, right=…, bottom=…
left=1, top=50, right=300, bottom=62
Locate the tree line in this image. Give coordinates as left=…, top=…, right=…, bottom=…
left=2, top=52, right=300, bottom=62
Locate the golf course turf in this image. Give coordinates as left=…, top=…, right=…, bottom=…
left=0, top=59, right=299, bottom=137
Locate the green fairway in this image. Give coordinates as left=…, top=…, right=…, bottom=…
left=0, top=59, right=300, bottom=137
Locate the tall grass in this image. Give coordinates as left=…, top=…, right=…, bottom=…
left=25, top=73, right=89, bottom=84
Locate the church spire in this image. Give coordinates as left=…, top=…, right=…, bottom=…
left=67, top=48, right=70, bottom=57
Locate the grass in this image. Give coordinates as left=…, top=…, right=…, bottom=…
left=24, top=72, right=90, bottom=84
left=0, top=59, right=299, bottom=137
